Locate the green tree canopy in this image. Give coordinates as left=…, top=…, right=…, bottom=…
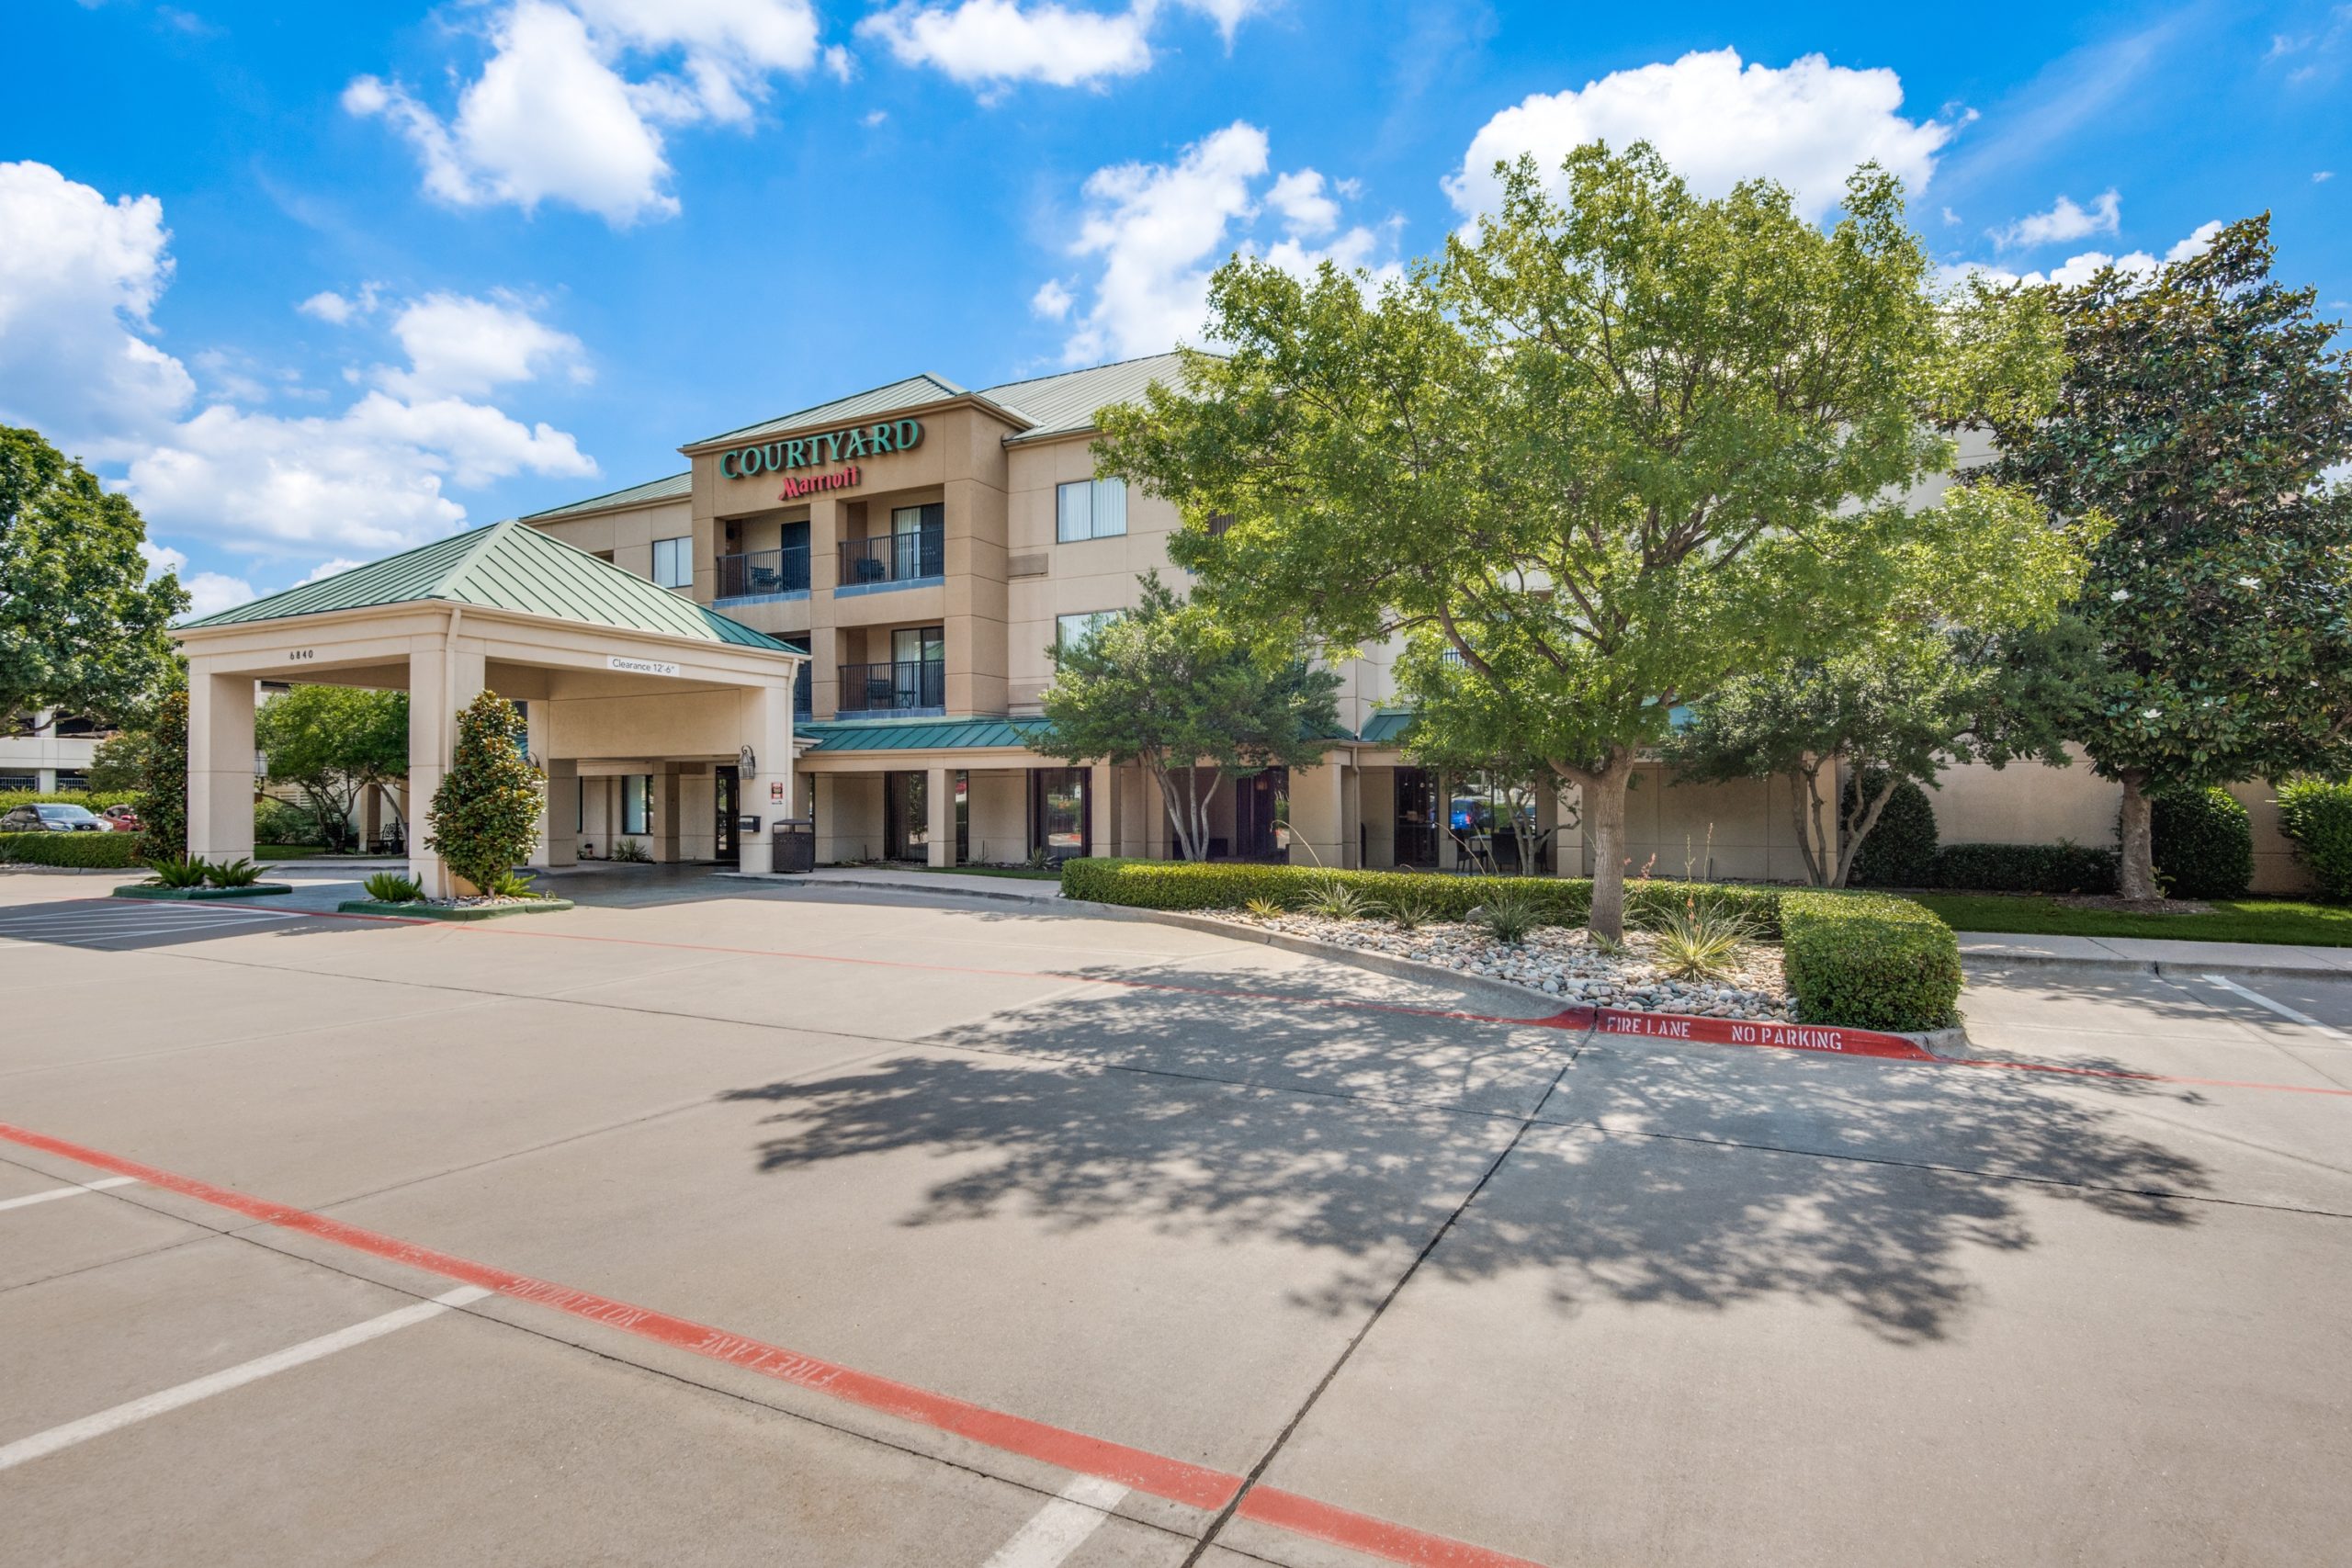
left=256, top=684, right=410, bottom=852
left=1987, top=216, right=2352, bottom=899
left=1096, top=142, right=2065, bottom=935
left=132, top=675, right=189, bottom=862
left=424, top=690, right=542, bottom=895
left=0, top=426, right=187, bottom=730
left=1028, top=572, right=1341, bottom=862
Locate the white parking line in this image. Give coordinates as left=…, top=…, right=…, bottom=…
left=2203, top=974, right=2352, bottom=1043
left=978, top=1474, right=1131, bottom=1568
left=0, top=1286, right=490, bottom=1472
left=0, top=1176, right=138, bottom=1213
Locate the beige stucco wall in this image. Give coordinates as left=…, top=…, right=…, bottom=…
left=528, top=498, right=692, bottom=582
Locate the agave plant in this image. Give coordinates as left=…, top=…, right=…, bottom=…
left=202, top=857, right=265, bottom=888
left=1242, top=896, right=1286, bottom=919
left=482, top=868, right=542, bottom=899
left=362, top=871, right=424, bottom=903
left=1471, top=886, right=1546, bottom=944
left=147, top=856, right=210, bottom=889
left=1381, top=892, right=1441, bottom=931
left=1297, top=875, right=1371, bottom=920
left=1648, top=903, right=1755, bottom=980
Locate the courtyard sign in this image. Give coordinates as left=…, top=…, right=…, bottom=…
left=720, top=420, right=922, bottom=479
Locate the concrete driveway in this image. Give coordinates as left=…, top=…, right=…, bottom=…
left=0, top=869, right=2345, bottom=1566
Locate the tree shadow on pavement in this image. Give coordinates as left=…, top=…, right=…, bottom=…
left=720, top=979, right=2213, bottom=1344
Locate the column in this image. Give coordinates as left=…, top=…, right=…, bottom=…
left=813, top=773, right=846, bottom=864
left=1437, top=773, right=1459, bottom=870
left=406, top=643, right=452, bottom=896
left=535, top=761, right=578, bottom=869
left=1087, top=761, right=1115, bottom=861
left=738, top=681, right=794, bottom=875
left=926, top=764, right=954, bottom=868
left=187, top=669, right=255, bottom=865
left=653, top=763, right=681, bottom=863
left=1286, top=761, right=1346, bottom=869
left=1535, top=777, right=1562, bottom=878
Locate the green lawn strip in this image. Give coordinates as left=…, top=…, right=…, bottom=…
left=256, top=843, right=327, bottom=859
left=1911, top=893, right=2352, bottom=946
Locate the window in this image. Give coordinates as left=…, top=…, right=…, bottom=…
left=1028, top=768, right=1090, bottom=859
left=1056, top=478, right=1127, bottom=543
left=622, top=774, right=653, bottom=835
left=651, top=536, right=692, bottom=589
left=1056, top=611, right=1120, bottom=650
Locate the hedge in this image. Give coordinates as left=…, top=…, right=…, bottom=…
left=2151, top=787, right=2254, bottom=900
left=2276, top=779, right=2352, bottom=903
left=1926, top=841, right=2119, bottom=895
left=1847, top=774, right=1939, bottom=888
left=0, top=831, right=148, bottom=868
left=1780, top=890, right=1962, bottom=1032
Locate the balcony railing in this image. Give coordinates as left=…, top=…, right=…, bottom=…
left=836, top=660, right=945, bottom=716
left=839, top=526, right=943, bottom=588
left=716, top=546, right=811, bottom=599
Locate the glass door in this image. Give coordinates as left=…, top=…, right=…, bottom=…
left=1393, top=768, right=1438, bottom=867
left=884, top=771, right=929, bottom=861
left=715, top=766, right=740, bottom=866
left=891, top=626, right=944, bottom=709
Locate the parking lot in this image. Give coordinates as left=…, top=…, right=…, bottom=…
left=2, top=869, right=2346, bottom=1566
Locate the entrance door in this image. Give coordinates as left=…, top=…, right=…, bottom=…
left=1235, top=767, right=1289, bottom=861
left=884, top=771, right=929, bottom=861
left=1393, top=768, right=1438, bottom=867
left=715, top=766, right=740, bottom=866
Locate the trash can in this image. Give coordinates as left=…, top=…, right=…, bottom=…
left=770, top=818, right=815, bottom=874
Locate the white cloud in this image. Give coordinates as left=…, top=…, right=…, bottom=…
left=380, top=292, right=591, bottom=398
left=1995, top=189, right=2120, bottom=249
left=1030, top=278, right=1075, bottom=320
left=346, top=0, right=821, bottom=226
left=181, top=571, right=258, bottom=617
left=2317, top=170, right=2336, bottom=183
left=0, top=163, right=597, bottom=566
left=299, top=558, right=367, bottom=585
left=0, top=160, right=195, bottom=459
left=1054, top=121, right=1396, bottom=364
left=139, top=541, right=187, bottom=581
left=822, top=44, right=854, bottom=82
left=1445, top=49, right=1959, bottom=225
left=859, top=1, right=1152, bottom=90
left=1940, top=219, right=2223, bottom=292
left=297, top=282, right=382, bottom=324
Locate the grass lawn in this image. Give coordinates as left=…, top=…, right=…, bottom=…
left=256, top=843, right=326, bottom=859
left=1911, top=893, right=2352, bottom=946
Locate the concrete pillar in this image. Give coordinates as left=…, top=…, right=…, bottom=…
left=926, top=764, right=954, bottom=867
left=738, top=680, right=796, bottom=875
left=653, top=763, right=681, bottom=863
left=1437, top=773, right=1459, bottom=870
left=536, top=761, right=578, bottom=869
left=1087, top=761, right=1115, bottom=861
left=1286, top=761, right=1348, bottom=869
left=406, top=644, right=451, bottom=896
left=187, top=670, right=255, bottom=865
left=813, top=773, right=846, bottom=863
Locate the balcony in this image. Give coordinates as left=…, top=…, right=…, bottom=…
left=838, top=525, right=943, bottom=593
left=836, top=659, right=945, bottom=717
left=715, top=546, right=811, bottom=603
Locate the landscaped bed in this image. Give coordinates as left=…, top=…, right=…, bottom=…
left=336, top=896, right=574, bottom=921
left=1063, top=859, right=1963, bottom=1033
left=115, top=882, right=293, bottom=901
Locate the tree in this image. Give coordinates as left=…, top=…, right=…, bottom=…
left=0, top=427, right=187, bottom=731
left=1667, top=483, right=2097, bottom=885
left=1096, top=143, right=2064, bottom=936
left=255, top=685, right=409, bottom=851
left=1988, top=216, right=2352, bottom=899
left=1385, top=650, right=1576, bottom=874
left=133, top=679, right=189, bottom=862
left=1028, top=572, right=1341, bottom=862
left=424, top=690, right=543, bottom=894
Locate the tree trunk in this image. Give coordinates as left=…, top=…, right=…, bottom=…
left=2117, top=768, right=2156, bottom=900
left=1831, top=769, right=1899, bottom=889
left=1572, top=752, right=1634, bottom=942
left=1788, top=761, right=1829, bottom=886
left=1152, top=764, right=1197, bottom=861
left=1193, top=771, right=1225, bottom=863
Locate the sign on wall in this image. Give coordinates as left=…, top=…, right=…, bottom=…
left=778, top=465, right=860, bottom=500
left=607, top=654, right=682, bottom=678
left=720, top=420, right=922, bottom=479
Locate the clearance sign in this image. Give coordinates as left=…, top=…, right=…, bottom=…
left=720, top=420, right=922, bottom=479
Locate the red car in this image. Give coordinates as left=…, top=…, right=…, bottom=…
left=102, top=804, right=142, bottom=832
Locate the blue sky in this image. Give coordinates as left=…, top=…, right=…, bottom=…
left=4, top=0, right=2346, bottom=613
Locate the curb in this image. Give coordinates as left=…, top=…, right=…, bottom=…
left=112, top=884, right=295, bottom=902
left=1962, top=949, right=2352, bottom=982
left=334, top=897, right=577, bottom=921
left=1069, top=899, right=1968, bottom=1055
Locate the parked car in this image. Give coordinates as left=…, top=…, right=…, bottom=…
left=102, top=804, right=143, bottom=832
left=0, top=803, right=108, bottom=832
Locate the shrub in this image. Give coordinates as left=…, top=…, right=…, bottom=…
left=1297, top=875, right=1373, bottom=919
left=1381, top=891, right=1441, bottom=930
left=148, top=856, right=211, bottom=888
left=0, top=789, right=140, bottom=811
left=2276, top=779, right=2352, bottom=902
left=1927, top=841, right=2118, bottom=895
left=424, top=691, right=544, bottom=894
left=203, top=856, right=265, bottom=887
left=1649, top=903, right=1757, bottom=980
left=608, top=837, right=652, bottom=863
left=134, top=685, right=188, bottom=862
left=2150, top=786, right=2254, bottom=899
left=362, top=871, right=423, bottom=903
left=1845, top=773, right=1939, bottom=887
left=1781, top=890, right=1962, bottom=1032
left=1472, top=886, right=1547, bottom=944
left=254, top=797, right=322, bottom=847
left=0, top=831, right=147, bottom=868
left=1058, top=858, right=1785, bottom=935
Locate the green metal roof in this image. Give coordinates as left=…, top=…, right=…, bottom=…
left=693, top=374, right=978, bottom=448
left=986, top=354, right=1189, bottom=445
left=799, top=716, right=1054, bottom=753
left=1359, top=709, right=1416, bottom=744
left=176, top=520, right=797, bottom=652
left=519, top=470, right=690, bottom=522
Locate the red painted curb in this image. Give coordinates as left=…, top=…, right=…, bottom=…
left=0, top=1120, right=1551, bottom=1567
left=1535, top=1004, right=1940, bottom=1061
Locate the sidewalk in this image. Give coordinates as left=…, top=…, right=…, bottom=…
left=1959, top=931, right=2352, bottom=977
left=731, top=866, right=1065, bottom=904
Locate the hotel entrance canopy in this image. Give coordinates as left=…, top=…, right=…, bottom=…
left=174, top=521, right=806, bottom=892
